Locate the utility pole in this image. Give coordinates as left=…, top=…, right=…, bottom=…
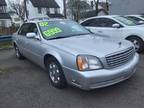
left=63, top=0, right=67, bottom=18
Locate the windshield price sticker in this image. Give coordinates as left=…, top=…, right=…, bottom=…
left=43, top=27, right=62, bottom=37
left=39, top=22, right=49, bottom=26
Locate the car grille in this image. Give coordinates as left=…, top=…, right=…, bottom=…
left=106, top=47, right=135, bottom=68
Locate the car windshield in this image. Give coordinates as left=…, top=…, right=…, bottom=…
left=38, top=20, right=90, bottom=40
left=124, top=16, right=144, bottom=25
left=140, top=15, right=144, bottom=19
left=113, top=16, right=137, bottom=26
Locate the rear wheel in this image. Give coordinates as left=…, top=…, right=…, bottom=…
left=127, top=36, right=144, bottom=53
left=46, top=57, right=67, bottom=89
left=14, top=45, right=25, bottom=59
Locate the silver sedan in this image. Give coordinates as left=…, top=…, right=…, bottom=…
left=13, top=19, right=139, bottom=90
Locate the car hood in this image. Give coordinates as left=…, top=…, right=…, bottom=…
left=46, top=34, right=133, bottom=57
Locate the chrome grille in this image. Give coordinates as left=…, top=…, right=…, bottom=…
left=106, top=47, right=135, bottom=68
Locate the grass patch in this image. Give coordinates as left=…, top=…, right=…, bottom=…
left=0, top=41, right=13, bottom=49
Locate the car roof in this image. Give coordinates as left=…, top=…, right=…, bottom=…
left=82, top=15, right=120, bottom=20
left=80, top=15, right=120, bottom=23
left=26, top=18, right=69, bottom=24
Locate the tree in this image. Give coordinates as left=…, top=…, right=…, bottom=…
left=63, top=0, right=67, bottom=18
left=94, top=0, right=99, bottom=16
left=106, top=0, right=109, bottom=14
left=8, top=0, right=26, bottom=21
left=67, top=0, right=91, bottom=21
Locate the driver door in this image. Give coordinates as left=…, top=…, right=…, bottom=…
left=24, top=23, right=45, bottom=66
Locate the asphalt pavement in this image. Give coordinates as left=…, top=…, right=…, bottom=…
left=0, top=49, right=144, bottom=108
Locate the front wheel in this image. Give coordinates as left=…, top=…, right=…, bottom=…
left=46, top=58, right=67, bottom=89
left=127, top=37, right=144, bottom=53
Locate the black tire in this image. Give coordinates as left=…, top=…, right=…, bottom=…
left=46, top=57, right=67, bottom=89
left=127, top=36, right=144, bottom=53
left=14, top=45, right=25, bottom=59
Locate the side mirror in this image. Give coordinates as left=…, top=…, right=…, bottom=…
left=138, top=20, right=144, bottom=24
left=112, top=23, right=120, bottom=28
left=26, top=32, right=36, bottom=38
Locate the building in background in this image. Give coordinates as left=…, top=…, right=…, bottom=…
left=0, top=0, right=11, bottom=27
left=8, top=11, right=23, bottom=27
left=25, top=0, right=64, bottom=19
left=109, top=0, right=144, bottom=15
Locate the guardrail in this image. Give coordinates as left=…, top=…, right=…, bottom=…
left=0, top=36, right=12, bottom=42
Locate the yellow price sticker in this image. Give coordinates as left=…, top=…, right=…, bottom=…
left=43, top=27, right=62, bottom=37
left=39, top=22, right=49, bottom=27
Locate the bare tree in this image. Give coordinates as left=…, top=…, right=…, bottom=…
left=63, top=0, right=67, bottom=18
left=67, top=0, right=91, bottom=21
left=106, top=0, right=109, bottom=14
left=8, top=0, right=25, bottom=21
left=94, top=0, right=99, bottom=16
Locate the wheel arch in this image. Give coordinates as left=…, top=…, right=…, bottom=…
left=125, top=35, right=143, bottom=41
left=44, top=53, right=63, bottom=68
left=13, top=42, right=17, bottom=49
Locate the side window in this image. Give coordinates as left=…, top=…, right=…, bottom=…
left=88, top=19, right=99, bottom=27
left=81, top=18, right=121, bottom=27
left=81, top=19, right=95, bottom=26
left=18, top=23, right=38, bottom=36
left=18, top=23, right=31, bottom=36
left=28, top=23, right=38, bottom=35
left=97, top=18, right=118, bottom=27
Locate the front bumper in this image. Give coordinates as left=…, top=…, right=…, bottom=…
left=63, top=53, right=139, bottom=90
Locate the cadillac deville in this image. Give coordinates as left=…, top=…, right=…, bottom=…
left=12, top=19, right=139, bottom=90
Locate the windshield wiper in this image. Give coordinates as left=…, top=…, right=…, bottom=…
left=47, top=36, right=68, bottom=40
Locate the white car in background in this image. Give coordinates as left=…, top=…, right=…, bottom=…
left=81, top=15, right=144, bottom=52
left=125, top=15, right=144, bottom=25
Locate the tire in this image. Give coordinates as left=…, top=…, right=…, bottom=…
left=14, top=45, right=25, bottom=59
left=127, top=36, right=144, bottom=53
left=46, top=57, right=67, bottom=89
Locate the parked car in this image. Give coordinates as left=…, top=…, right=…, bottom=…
left=125, top=15, right=144, bottom=25
left=13, top=19, right=139, bottom=90
left=81, top=15, right=144, bottom=52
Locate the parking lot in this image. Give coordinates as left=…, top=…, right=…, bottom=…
left=0, top=49, right=144, bottom=108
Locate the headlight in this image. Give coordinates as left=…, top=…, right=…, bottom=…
left=77, top=55, right=103, bottom=71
